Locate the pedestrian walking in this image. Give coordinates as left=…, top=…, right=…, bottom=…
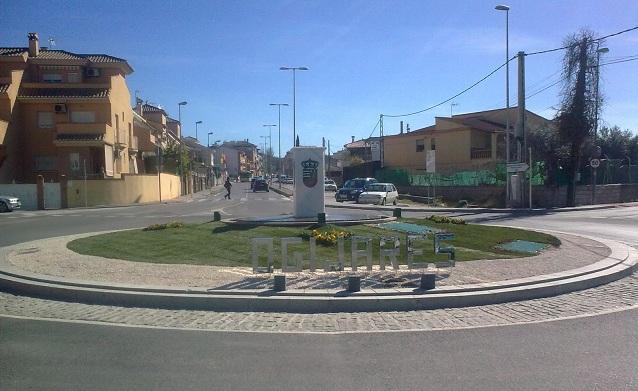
left=224, top=177, right=232, bottom=199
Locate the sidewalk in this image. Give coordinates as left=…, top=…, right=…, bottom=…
left=2, top=232, right=610, bottom=289
left=275, top=183, right=638, bottom=214
left=1, top=229, right=635, bottom=312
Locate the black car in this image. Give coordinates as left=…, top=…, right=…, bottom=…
left=335, top=177, right=377, bottom=202
left=253, top=179, right=269, bottom=192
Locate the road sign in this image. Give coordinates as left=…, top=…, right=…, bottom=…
left=506, top=162, right=529, bottom=173
left=590, top=158, right=600, bottom=168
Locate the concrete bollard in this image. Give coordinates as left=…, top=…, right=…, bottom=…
left=347, top=275, right=361, bottom=292
left=420, top=273, right=436, bottom=290
left=273, top=275, right=286, bottom=291
left=317, top=212, right=326, bottom=226
left=393, top=208, right=402, bottom=218
left=213, top=211, right=221, bottom=221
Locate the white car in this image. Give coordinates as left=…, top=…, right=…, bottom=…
left=357, top=183, right=399, bottom=206
left=324, top=179, right=337, bottom=192
left=0, top=195, right=21, bottom=212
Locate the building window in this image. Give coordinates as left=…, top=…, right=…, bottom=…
left=68, top=72, right=81, bottom=83
left=42, top=74, right=62, bottom=83
left=34, top=156, right=57, bottom=171
left=416, top=139, right=425, bottom=152
left=71, top=111, right=96, bottom=123
left=431, top=138, right=436, bottom=150
left=38, top=112, right=54, bottom=128
left=69, top=153, right=80, bottom=171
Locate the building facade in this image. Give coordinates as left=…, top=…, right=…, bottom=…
left=0, top=33, right=135, bottom=183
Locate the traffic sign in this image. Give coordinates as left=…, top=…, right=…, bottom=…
left=590, top=158, right=600, bottom=168
left=506, top=162, right=529, bottom=173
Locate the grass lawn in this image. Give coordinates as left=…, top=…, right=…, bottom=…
left=67, top=217, right=560, bottom=268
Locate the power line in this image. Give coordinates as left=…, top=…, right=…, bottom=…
left=599, top=57, right=638, bottom=66
left=382, top=55, right=515, bottom=118
left=526, top=78, right=563, bottom=100
left=367, top=117, right=380, bottom=139
left=526, top=25, right=638, bottom=57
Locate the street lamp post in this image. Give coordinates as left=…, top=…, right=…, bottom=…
left=279, top=67, right=308, bottom=147
left=263, top=124, right=276, bottom=180
left=269, top=103, right=289, bottom=181
left=178, top=101, right=187, bottom=194
left=495, top=4, right=511, bottom=206
left=195, top=120, right=202, bottom=142
left=592, top=46, right=609, bottom=204
left=207, top=131, right=213, bottom=147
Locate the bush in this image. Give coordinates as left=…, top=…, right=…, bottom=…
left=300, top=226, right=352, bottom=246
left=427, top=215, right=466, bottom=225
left=142, top=221, right=185, bottom=231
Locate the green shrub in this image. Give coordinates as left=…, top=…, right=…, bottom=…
left=143, top=221, right=184, bottom=231
left=427, top=215, right=466, bottom=225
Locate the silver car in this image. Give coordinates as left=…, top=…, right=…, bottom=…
left=0, top=195, right=21, bottom=212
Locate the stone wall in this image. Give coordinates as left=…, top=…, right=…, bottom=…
left=399, top=183, right=638, bottom=208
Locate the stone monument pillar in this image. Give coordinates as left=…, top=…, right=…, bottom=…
left=292, top=146, right=325, bottom=218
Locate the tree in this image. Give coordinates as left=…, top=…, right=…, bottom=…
left=555, top=30, right=602, bottom=206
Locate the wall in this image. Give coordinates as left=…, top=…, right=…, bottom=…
left=0, top=182, right=60, bottom=210
left=67, top=173, right=180, bottom=208
left=399, top=183, right=638, bottom=208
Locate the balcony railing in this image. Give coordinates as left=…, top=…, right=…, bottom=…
left=471, top=148, right=492, bottom=160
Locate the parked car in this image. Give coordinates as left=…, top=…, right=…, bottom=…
left=0, top=195, right=21, bottom=212
left=283, top=177, right=294, bottom=184
left=357, top=183, right=399, bottom=205
left=250, top=176, right=264, bottom=189
left=324, top=179, right=337, bottom=192
left=335, top=177, right=377, bottom=202
left=253, top=179, right=269, bottom=192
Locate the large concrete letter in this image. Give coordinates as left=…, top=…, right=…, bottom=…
left=281, top=237, right=303, bottom=272
left=351, top=236, right=373, bottom=271
left=251, top=238, right=274, bottom=273
left=379, top=236, right=400, bottom=270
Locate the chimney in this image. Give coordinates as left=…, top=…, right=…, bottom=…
left=351, top=136, right=355, bottom=143
left=400, top=121, right=404, bottom=134
left=28, top=32, right=40, bottom=57
left=135, top=98, right=143, bottom=115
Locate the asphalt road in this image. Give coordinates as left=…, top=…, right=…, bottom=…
left=2, top=309, right=637, bottom=391
left=1, top=185, right=637, bottom=390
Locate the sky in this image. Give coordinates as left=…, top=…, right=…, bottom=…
left=3, top=0, right=638, bottom=154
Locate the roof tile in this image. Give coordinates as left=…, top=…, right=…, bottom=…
left=19, top=88, right=110, bottom=99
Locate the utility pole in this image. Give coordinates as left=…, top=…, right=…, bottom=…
left=516, top=51, right=526, bottom=207
left=379, top=114, right=384, bottom=168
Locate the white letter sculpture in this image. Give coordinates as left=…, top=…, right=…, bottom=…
left=351, top=236, right=373, bottom=271
left=379, top=236, right=400, bottom=271
left=251, top=238, right=274, bottom=273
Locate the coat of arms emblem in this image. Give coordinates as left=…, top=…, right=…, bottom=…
left=301, top=158, right=319, bottom=188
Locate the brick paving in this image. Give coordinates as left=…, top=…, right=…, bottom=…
left=2, top=273, right=636, bottom=333
left=4, top=232, right=609, bottom=289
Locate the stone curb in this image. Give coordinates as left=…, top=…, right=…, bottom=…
left=325, top=201, right=638, bottom=214
left=0, top=232, right=636, bottom=313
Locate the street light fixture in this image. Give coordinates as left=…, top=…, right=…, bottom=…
left=280, top=67, right=309, bottom=147
left=263, top=124, right=276, bottom=179
left=207, top=131, right=214, bottom=147
left=495, top=4, right=511, bottom=205
left=195, top=120, right=202, bottom=142
left=177, top=101, right=187, bottom=195
left=269, top=103, right=289, bottom=180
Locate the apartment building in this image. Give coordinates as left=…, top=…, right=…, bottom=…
left=0, top=33, right=135, bottom=182
left=346, top=108, right=551, bottom=175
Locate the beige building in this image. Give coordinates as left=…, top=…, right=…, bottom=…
left=0, top=32, right=135, bottom=183
left=381, top=108, right=550, bottom=175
